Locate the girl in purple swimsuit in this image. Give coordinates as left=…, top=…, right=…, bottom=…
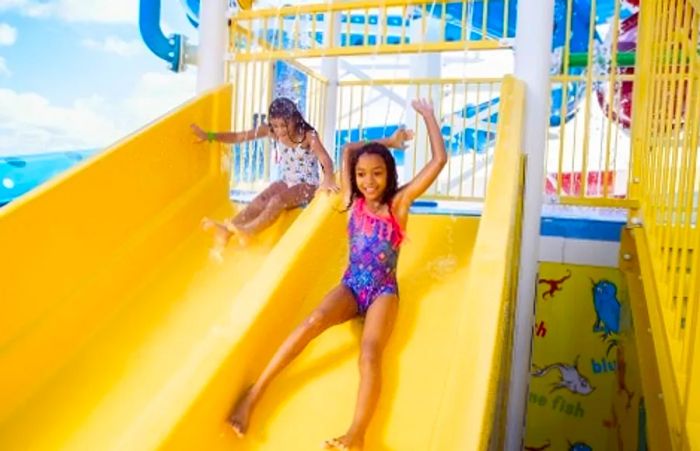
left=228, top=98, right=447, bottom=450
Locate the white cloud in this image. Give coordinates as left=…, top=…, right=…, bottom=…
left=0, top=56, right=10, bottom=76
left=0, top=0, right=137, bottom=24
left=0, top=23, right=17, bottom=46
left=0, top=70, right=197, bottom=155
left=82, top=36, right=144, bottom=57
left=124, top=71, right=197, bottom=127
left=0, top=89, right=121, bottom=155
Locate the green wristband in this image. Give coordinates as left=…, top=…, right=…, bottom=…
left=207, top=131, right=216, bottom=143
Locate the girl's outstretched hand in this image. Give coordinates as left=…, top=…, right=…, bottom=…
left=387, top=127, right=414, bottom=149
left=319, top=178, right=340, bottom=194
left=190, top=123, right=208, bottom=142
left=411, top=98, right=435, bottom=118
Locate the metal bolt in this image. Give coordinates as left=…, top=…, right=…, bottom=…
left=658, top=393, right=664, bottom=400
left=630, top=217, right=642, bottom=226
left=633, top=177, right=640, bottom=183
left=623, top=253, right=632, bottom=261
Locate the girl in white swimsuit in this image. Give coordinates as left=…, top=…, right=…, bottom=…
left=192, top=97, right=338, bottom=253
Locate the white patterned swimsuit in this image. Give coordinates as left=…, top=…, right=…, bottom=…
left=277, top=143, right=320, bottom=187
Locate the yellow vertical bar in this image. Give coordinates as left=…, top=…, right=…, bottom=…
left=602, top=0, right=621, bottom=199
left=349, top=85, right=355, bottom=146
left=337, top=84, right=344, bottom=159
left=245, top=19, right=252, bottom=55
left=667, top=1, right=692, bottom=342
left=307, top=77, right=314, bottom=133
left=230, top=61, right=241, bottom=187
left=311, top=11, right=317, bottom=50
left=359, top=84, right=365, bottom=140
left=346, top=7, right=351, bottom=48
left=320, top=80, right=327, bottom=140
left=277, top=15, right=283, bottom=51
left=252, top=60, right=260, bottom=183
left=440, top=0, right=447, bottom=45
left=380, top=6, right=388, bottom=47
left=659, top=0, right=680, bottom=297
left=238, top=61, right=250, bottom=183
left=447, top=81, right=457, bottom=197
left=579, top=0, right=597, bottom=199
left=413, top=83, right=421, bottom=181
left=458, top=81, right=467, bottom=198
left=310, top=77, right=317, bottom=134
left=363, top=8, right=369, bottom=47
left=645, top=0, right=665, bottom=253
left=264, top=61, right=273, bottom=182
left=247, top=62, right=256, bottom=183
left=401, top=5, right=408, bottom=45
left=461, top=0, right=468, bottom=42
left=555, top=0, right=574, bottom=199
left=327, top=8, right=335, bottom=53
left=555, top=81, right=566, bottom=198
left=655, top=0, right=673, bottom=300
left=425, top=83, right=433, bottom=193
left=262, top=16, right=269, bottom=54
left=484, top=81, right=496, bottom=197
left=294, top=7, right=301, bottom=52
left=472, top=82, right=481, bottom=197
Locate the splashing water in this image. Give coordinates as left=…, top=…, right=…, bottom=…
left=426, top=254, right=458, bottom=280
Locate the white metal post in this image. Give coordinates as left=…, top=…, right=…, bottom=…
left=196, top=0, right=228, bottom=93
left=504, top=0, right=554, bottom=449
left=321, top=11, right=341, bottom=159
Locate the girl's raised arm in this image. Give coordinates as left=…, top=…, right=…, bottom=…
left=393, top=99, right=447, bottom=214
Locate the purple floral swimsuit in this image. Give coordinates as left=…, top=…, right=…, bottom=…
left=342, top=198, right=405, bottom=315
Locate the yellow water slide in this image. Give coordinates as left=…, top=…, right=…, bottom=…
left=0, top=77, right=525, bottom=450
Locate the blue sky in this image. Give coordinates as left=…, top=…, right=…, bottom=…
left=0, top=0, right=200, bottom=156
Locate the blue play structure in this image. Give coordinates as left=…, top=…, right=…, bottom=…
left=0, top=150, right=97, bottom=207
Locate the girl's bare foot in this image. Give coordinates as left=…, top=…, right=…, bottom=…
left=228, top=387, right=256, bottom=438
left=201, top=217, right=216, bottom=231
left=202, top=217, right=234, bottom=254
left=323, top=431, right=363, bottom=450
left=225, top=220, right=252, bottom=247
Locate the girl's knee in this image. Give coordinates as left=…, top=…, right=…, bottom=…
left=268, top=194, right=284, bottom=209
left=359, top=342, right=382, bottom=369
left=303, top=309, right=329, bottom=333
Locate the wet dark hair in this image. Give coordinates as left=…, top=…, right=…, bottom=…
left=347, top=142, right=400, bottom=209
left=268, top=97, right=316, bottom=145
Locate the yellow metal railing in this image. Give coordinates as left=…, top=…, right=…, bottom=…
left=629, top=0, right=700, bottom=448
left=546, top=0, right=637, bottom=207
left=337, top=77, right=502, bottom=201
left=229, top=0, right=512, bottom=62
